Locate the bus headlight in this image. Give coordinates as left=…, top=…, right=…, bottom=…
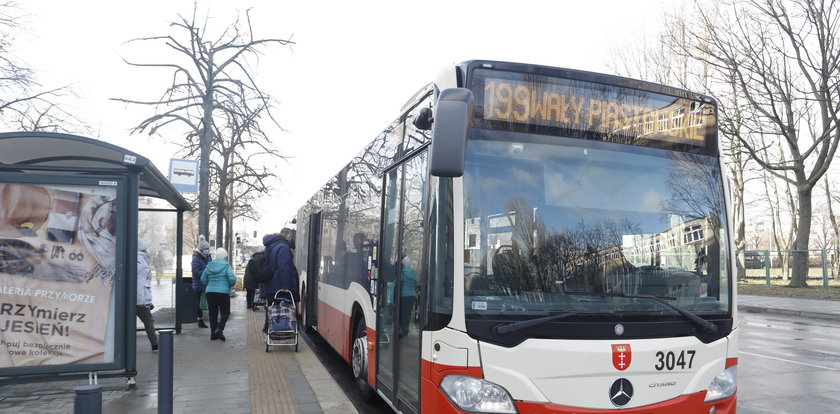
left=704, top=365, right=737, bottom=402
left=440, top=375, right=517, bottom=413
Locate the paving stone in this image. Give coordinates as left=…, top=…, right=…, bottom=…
left=298, top=401, right=323, bottom=413
left=1, top=395, right=41, bottom=402
left=0, top=292, right=357, bottom=413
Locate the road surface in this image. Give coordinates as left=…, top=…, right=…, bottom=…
left=303, top=311, right=840, bottom=413
left=738, top=311, right=840, bottom=413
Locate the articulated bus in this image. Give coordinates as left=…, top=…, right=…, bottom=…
left=294, top=60, right=737, bottom=414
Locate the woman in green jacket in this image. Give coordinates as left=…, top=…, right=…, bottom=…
left=201, top=247, right=237, bottom=341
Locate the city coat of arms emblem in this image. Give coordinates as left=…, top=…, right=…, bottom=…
left=612, top=344, right=632, bottom=371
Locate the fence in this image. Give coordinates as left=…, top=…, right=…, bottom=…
left=740, top=249, right=840, bottom=287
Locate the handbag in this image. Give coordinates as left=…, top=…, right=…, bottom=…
left=199, top=291, right=208, bottom=310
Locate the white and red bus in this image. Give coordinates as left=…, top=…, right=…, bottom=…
left=294, top=60, right=737, bottom=414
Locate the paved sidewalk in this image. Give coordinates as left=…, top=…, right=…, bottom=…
left=1, top=291, right=835, bottom=413
left=0, top=293, right=357, bottom=414
left=739, top=294, right=840, bottom=321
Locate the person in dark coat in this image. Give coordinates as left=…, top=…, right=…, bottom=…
left=243, top=254, right=258, bottom=311
left=261, top=228, right=299, bottom=332
left=191, top=235, right=212, bottom=328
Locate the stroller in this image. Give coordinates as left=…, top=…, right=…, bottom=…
left=265, top=289, right=298, bottom=352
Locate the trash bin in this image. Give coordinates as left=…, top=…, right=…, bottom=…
left=176, top=277, right=197, bottom=324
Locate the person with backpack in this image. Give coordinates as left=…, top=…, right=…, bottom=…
left=260, top=228, right=299, bottom=333
left=243, top=254, right=258, bottom=311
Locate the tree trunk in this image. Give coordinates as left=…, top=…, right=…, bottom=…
left=790, top=186, right=812, bottom=287
left=225, top=212, right=233, bottom=256
left=199, top=91, right=213, bottom=240
left=215, top=177, right=227, bottom=251
left=782, top=179, right=798, bottom=281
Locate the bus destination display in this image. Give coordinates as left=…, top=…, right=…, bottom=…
left=473, top=69, right=716, bottom=148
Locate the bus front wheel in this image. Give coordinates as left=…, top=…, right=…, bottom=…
left=351, top=318, right=373, bottom=401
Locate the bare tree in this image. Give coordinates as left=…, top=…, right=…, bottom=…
left=758, top=152, right=798, bottom=279
left=745, top=224, right=764, bottom=250
left=224, top=182, right=262, bottom=254
left=820, top=176, right=840, bottom=277
left=114, top=4, right=293, bottom=243
left=607, top=5, right=754, bottom=281
left=813, top=205, right=833, bottom=251
left=210, top=103, right=279, bottom=249
left=674, top=0, right=840, bottom=287
left=0, top=2, right=85, bottom=132
left=714, top=71, right=762, bottom=281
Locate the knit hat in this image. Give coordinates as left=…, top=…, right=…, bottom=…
left=215, top=247, right=228, bottom=260
left=138, top=238, right=149, bottom=252
left=197, top=235, right=210, bottom=251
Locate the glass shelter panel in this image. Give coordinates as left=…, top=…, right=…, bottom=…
left=138, top=205, right=180, bottom=330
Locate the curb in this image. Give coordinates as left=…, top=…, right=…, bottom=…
left=738, top=305, right=840, bottom=322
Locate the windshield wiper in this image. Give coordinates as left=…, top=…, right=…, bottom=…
left=493, top=311, right=580, bottom=335
left=565, top=291, right=718, bottom=332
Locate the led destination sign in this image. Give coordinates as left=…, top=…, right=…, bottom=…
left=471, top=69, right=716, bottom=149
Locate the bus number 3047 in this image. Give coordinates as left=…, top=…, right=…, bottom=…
left=654, top=350, right=696, bottom=371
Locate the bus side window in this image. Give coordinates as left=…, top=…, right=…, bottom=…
left=425, top=175, right=454, bottom=330
left=404, top=93, right=434, bottom=155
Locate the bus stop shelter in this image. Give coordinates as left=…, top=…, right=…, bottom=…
left=0, top=131, right=191, bottom=385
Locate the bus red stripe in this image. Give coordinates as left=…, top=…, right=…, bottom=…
left=515, top=393, right=736, bottom=414
left=317, top=299, right=351, bottom=362
left=420, top=359, right=484, bottom=414
left=315, top=297, right=377, bottom=387
left=726, top=357, right=738, bottom=369
left=367, top=326, right=376, bottom=387
left=418, top=358, right=735, bottom=413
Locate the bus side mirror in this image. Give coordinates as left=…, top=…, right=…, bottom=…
left=430, top=88, right=474, bottom=177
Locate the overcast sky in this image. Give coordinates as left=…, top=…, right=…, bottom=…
left=16, top=0, right=676, bottom=238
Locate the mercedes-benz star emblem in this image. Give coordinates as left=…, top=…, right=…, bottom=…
left=609, top=378, right=634, bottom=407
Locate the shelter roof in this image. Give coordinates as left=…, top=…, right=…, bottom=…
left=0, top=132, right=191, bottom=211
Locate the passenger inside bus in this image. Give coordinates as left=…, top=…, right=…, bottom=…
left=399, top=256, right=417, bottom=337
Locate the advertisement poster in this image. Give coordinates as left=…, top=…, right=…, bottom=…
left=0, top=182, right=118, bottom=368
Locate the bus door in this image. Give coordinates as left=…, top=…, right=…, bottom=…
left=377, top=150, right=427, bottom=413
left=305, top=211, right=322, bottom=330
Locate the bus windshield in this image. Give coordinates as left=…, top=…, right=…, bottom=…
left=461, top=132, right=731, bottom=323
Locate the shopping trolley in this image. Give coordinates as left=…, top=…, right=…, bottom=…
left=265, top=289, right=298, bottom=352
